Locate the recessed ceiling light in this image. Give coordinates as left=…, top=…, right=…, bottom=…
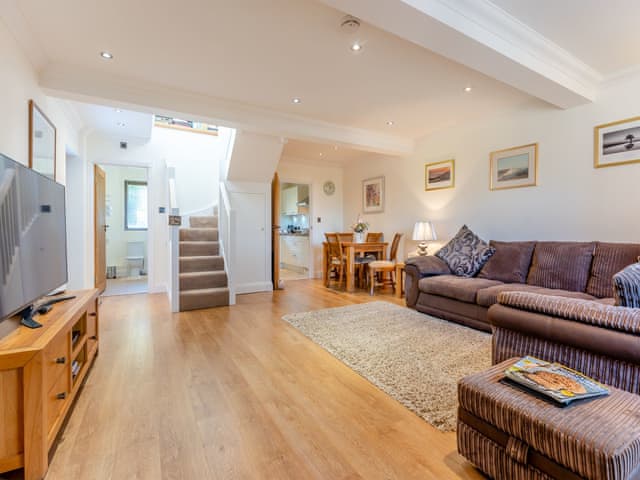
left=351, top=42, right=362, bottom=52
left=292, top=97, right=301, bottom=104
left=464, top=86, right=472, bottom=92
left=386, top=120, right=394, bottom=126
left=115, top=109, right=122, bottom=113
left=100, top=51, right=113, bottom=59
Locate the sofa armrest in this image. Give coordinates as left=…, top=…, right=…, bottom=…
left=404, top=256, right=451, bottom=308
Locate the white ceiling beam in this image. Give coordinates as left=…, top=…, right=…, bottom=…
left=317, top=0, right=602, bottom=109
left=39, top=64, right=414, bottom=156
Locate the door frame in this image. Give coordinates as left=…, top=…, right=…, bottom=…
left=277, top=178, right=314, bottom=279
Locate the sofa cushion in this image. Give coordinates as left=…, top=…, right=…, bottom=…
left=476, top=283, right=595, bottom=308
left=418, top=275, right=502, bottom=304
left=526, top=242, right=595, bottom=292
left=587, top=242, right=640, bottom=298
left=435, top=225, right=495, bottom=277
left=613, top=262, right=640, bottom=308
left=477, top=241, right=535, bottom=283
left=497, top=291, right=640, bottom=334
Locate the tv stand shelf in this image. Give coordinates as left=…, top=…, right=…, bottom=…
left=0, top=289, right=99, bottom=480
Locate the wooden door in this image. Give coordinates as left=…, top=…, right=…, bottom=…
left=94, top=165, right=107, bottom=292
left=271, top=172, right=281, bottom=289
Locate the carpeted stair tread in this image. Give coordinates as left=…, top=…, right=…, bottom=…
left=179, top=255, right=225, bottom=273
left=180, top=271, right=227, bottom=290
left=179, top=241, right=219, bottom=256
left=189, top=216, right=218, bottom=228
left=179, top=228, right=219, bottom=242
left=180, top=287, right=229, bottom=311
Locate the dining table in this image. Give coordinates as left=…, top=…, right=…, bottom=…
left=322, top=241, right=388, bottom=292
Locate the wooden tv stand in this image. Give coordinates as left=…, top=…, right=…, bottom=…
left=0, top=289, right=100, bottom=480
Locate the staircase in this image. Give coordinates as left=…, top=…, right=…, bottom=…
left=179, top=215, right=229, bottom=310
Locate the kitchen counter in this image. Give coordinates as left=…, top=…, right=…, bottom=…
left=280, top=232, right=309, bottom=237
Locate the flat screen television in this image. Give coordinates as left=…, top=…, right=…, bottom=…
left=0, top=153, right=67, bottom=321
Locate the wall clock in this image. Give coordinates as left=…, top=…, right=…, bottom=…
left=323, top=180, right=335, bottom=196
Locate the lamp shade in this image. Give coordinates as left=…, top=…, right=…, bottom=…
left=412, top=221, right=437, bottom=241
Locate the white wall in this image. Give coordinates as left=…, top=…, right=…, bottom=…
left=102, top=165, right=148, bottom=276
left=0, top=21, right=81, bottom=183
left=344, top=75, right=640, bottom=258
left=277, top=160, right=344, bottom=277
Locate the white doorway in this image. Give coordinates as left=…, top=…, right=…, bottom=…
left=101, top=164, right=150, bottom=296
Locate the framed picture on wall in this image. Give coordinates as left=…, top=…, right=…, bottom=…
left=362, top=176, right=384, bottom=213
left=425, top=159, right=455, bottom=191
left=594, top=116, right=640, bottom=168
left=490, top=143, right=538, bottom=191
left=28, top=100, right=57, bottom=181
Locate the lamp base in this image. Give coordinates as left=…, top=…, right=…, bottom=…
left=416, top=242, right=430, bottom=256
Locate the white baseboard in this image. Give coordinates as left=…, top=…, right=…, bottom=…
left=235, top=281, right=273, bottom=294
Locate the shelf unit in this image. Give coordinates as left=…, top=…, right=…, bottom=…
left=0, top=289, right=99, bottom=480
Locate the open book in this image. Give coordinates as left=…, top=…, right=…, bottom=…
left=504, top=356, right=609, bottom=405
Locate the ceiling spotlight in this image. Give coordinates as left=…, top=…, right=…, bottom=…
left=115, top=109, right=122, bottom=113
left=351, top=42, right=362, bottom=52
left=464, top=86, right=472, bottom=92
left=292, top=97, right=301, bottom=104
left=100, top=51, right=113, bottom=59
left=386, top=120, right=394, bottom=126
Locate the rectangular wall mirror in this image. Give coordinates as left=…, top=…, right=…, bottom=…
left=29, top=99, right=57, bottom=181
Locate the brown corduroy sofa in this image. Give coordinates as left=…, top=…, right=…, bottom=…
left=404, top=241, right=640, bottom=332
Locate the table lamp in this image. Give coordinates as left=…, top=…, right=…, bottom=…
left=412, top=221, right=437, bottom=256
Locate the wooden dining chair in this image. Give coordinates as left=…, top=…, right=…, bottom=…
left=368, top=233, right=403, bottom=295
left=336, top=233, right=375, bottom=288
left=366, top=232, right=383, bottom=242
left=325, top=232, right=345, bottom=285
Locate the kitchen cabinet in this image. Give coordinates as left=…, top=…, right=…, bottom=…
left=282, top=187, right=298, bottom=215
left=280, top=235, right=310, bottom=272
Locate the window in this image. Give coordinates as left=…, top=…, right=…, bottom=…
left=125, top=181, right=148, bottom=230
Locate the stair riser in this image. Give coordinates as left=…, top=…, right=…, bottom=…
left=179, top=242, right=219, bottom=256
left=180, top=290, right=229, bottom=311
left=179, top=257, right=225, bottom=273
left=179, top=229, right=219, bottom=241
left=180, top=272, right=227, bottom=290
left=189, top=216, right=218, bottom=228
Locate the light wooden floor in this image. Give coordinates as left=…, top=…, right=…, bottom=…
left=41, top=280, right=482, bottom=480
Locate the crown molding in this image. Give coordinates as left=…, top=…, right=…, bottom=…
left=318, top=0, right=601, bottom=108
left=39, top=63, right=414, bottom=156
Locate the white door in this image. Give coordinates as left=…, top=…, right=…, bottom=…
left=230, top=192, right=268, bottom=292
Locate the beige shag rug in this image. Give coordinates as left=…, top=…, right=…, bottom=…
left=282, top=301, right=491, bottom=431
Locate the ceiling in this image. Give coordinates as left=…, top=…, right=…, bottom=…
left=15, top=0, right=536, bottom=141
left=491, top=0, right=640, bottom=74
left=69, top=101, right=153, bottom=140
left=281, top=139, right=371, bottom=165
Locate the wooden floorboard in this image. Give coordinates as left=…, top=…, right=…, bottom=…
left=41, top=279, right=482, bottom=480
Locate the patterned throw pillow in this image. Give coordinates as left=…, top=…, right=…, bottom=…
left=613, top=262, right=640, bottom=307
left=435, top=225, right=496, bottom=277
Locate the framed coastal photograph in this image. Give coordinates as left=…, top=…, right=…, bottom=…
left=594, top=116, right=640, bottom=168
left=362, top=176, right=384, bottom=213
left=28, top=100, right=57, bottom=181
left=490, top=143, right=538, bottom=191
left=425, top=159, right=455, bottom=191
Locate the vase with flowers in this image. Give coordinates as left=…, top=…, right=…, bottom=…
left=351, top=215, right=369, bottom=243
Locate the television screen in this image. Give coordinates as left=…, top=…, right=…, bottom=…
left=0, top=153, right=67, bottom=320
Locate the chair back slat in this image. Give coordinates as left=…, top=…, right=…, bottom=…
left=366, top=232, right=383, bottom=242
left=325, top=233, right=341, bottom=258
left=337, top=232, right=353, bottom=244
left=388, top=233, right=403, bottom=262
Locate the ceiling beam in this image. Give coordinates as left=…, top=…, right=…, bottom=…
left=318, top=0, right=602, bottom=109
left=39, top=64, right=414, bottom=156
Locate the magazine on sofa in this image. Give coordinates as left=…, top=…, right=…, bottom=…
left=504, top=356, right=609, bottom=405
